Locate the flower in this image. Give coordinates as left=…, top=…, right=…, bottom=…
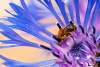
left=0, top=0, right=100, bottom=67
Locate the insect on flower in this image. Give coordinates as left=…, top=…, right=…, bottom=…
left=0, top=0, right=100, bottom=67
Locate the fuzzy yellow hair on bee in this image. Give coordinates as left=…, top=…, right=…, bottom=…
left=57, top=21, right=76, bottom=40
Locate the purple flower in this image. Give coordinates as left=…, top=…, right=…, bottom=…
left=0, top=0, right=100, bottom=67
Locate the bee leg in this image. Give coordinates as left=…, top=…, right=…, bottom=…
left=52, top=35, right=61, bottom=42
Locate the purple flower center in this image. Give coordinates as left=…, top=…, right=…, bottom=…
left=51, top=24, right=97, bottom=67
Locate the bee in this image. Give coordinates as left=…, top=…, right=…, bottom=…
left=53, top=21, right=77, bottom=42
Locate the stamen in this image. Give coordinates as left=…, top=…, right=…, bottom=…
left=64, top=55, right=72, bottom=64
left=85, top=41, right=94, bottom=54
left=92, top=26, right=96, bottom=34
left=79, top=25, right=85, bottom=34
left=76, top=57, right=80, bottom=60
left=52, top=52, right=60, bottom=58
left=91, top=34, right=96, bottom=43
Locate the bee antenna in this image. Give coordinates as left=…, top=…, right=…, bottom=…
left=57, top=23, right=61, bottom=29
left=70, top=21, right=73, bottom=24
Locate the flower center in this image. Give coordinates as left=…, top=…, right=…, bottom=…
left=52, top=22, right=97, bottom=66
